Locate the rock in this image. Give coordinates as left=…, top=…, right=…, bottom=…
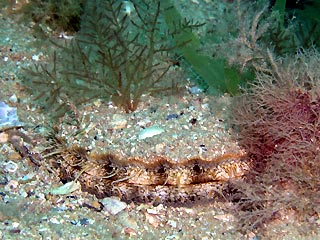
left=166, top=113, right=179, bottom=120
left=8, top=94, right=17, bottom=103
left=110, top=114, right=127, bottom=129
left=123, top=227, right=138, bottom=237
left=50, top=181, right=81, bottom=195
left=167, top=220, right=177, bottom=228
left=0, top=132, right=8, bottom=143
left=155, top=143, right=166, bottom=154
left=0, top=102, right=23, bottom=127
left=145, top=212, right=161, bottom=228
left=138, top=126, right=164, bottom=140
left=101, top=197, right=127, bottom=215
left=4, top=161, right=18, bottom=173
left=84, top=200, right=103, bottom=211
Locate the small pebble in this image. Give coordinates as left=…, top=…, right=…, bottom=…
left=101, top=197, right=127, bottom=215
left=213, top=214, right=234, bottom=222
left=145, top=213, right=161, bottom=228
left=50, top=181, right=80, bottom=195
left=167, top=220, right=177, bottom=228
left=12, top=222, right=19, bottom=228
left=138, top=126, right=164, bottom=140
left=110, top=114, right=127, bottom=129
left=4, top=161, right=18, bottom=172
left=8, top=94, right=18, bottom=103
left=155, top=143, right=166, bottom=155
left=0, top=102, right=23, bottom=127
left=166, top=113, right=179, bottom=121
left=32, top=54, right=40, bottom=61
left=5, top=180, right=19, bottom=190
left=84, top=200, right=102, bottom=211
left=50, top=218, right=62, bottom=224
left=79, top=218, right=90, bottom=226
left=188, top=86, right=203, bottom=94
left=123, top=227, right=138, bottom=237
left=0, top=133, right=9, bottom=143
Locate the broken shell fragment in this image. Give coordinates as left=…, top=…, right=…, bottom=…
left=50, top=181, right=81, bottom=195
left=138, top=126, right=164, bottom=140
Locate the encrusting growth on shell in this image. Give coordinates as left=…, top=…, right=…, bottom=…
left=43, top=135, right=249, bottom=206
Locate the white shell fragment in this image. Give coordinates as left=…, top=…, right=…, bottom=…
left=0, top=101, right=24, bottom=127
left=101, top=197, right=127, bottom=215
left=4, top=161, right=18, bottom=173
left=50, top=181, right=81, bottom=195
left=138, top=126, right=164, bottom=140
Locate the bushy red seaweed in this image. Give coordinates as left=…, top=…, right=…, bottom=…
left=229, top=50, right=320, bottom=233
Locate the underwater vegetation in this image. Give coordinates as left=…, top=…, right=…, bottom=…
left=20, top=0, right=320, bottom=120
left=19, top=0, right=268, bottom=122
left=267, top=0, right=320, bottom=55
left=209, top=0, right=320, bottom=88
left=14, top=0, right=320, bottom=110
left=22, top=0, right=201, bottom=120
left=230, top=48, right=320, bottom=232
left=162, top=0, right=252, bottom=95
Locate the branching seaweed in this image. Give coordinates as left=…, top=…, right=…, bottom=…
left=229, top=48, right=320, bottom=234
left=23, top=0, right=201, bottom=120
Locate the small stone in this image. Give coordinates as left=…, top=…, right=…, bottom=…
left=155, top=143, right=166, bottom=155
left=4, top=161, right=18, bottom=172
left=0, top=102, right=23, bottom=127
left=12, top=222, right=19, bottom=228
left=123, top=227, right=138, bottom=237
left=9, top=94, right=17, bottom=103
left=50, top=181, right=80, bottom=195
left=110, top=114, right=127, bottom=129
left=93, top=99, right=102, bottom=107
left=101, top=197, right=127, bottom=215
left=5, top=180, right=19, bottom=190
left=145, top=212, right=161, bottom=228
left=32, top=54, right=40, bottom=61
left=86, top=200, right=102, bottom=211
left=50, top=218, right=61, bottom=224
left=0, top=132, right=9, bottom=143
left=213, top=214, right=234, bottom=222
left=188, top=86, right=203, bottom=94
left=166, top=113, right=179, bottom=121
left=138, top=126, right=164, bottom=140
left=167, top=220, right=177, bottom=228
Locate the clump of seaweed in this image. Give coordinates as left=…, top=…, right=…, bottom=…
left=268, top=0, right=320, bottom=55
left=208, top=0, right=320, bottom=89
left=23, top=0, right=200, bottom=120
left=229, top=48, right=320, bottom=233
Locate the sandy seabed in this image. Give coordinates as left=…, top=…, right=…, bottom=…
left=0, top=3, right=319, bottom=240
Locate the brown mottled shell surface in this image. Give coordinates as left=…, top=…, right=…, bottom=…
left=45, top=137, right=249, bottom=205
